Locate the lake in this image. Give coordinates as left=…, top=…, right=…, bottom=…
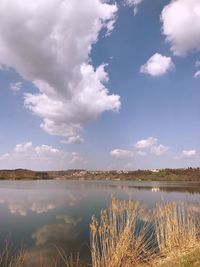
left=0, top=179, right=199, bottom=266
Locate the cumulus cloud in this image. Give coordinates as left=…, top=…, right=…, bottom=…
left=194, top=70, right=200, bottom=78
left=180, top=149, right=197, bottom=159
left=161, top=0, right=200, bottom=55
left=110, top=149, right=134, bottom=159
left=134, top=137, right=169, bottom=156
left=10, top=82, right=22, bottom=93
left=110, top=137, right=170, bottom=163
left=140, top=53, right=174, bottom=76
left=150, top=144, right=169, bottom=156
left=124, top=0, right=143, bottom=15
left=135, top=137, right=158, bottom=149
left=0, top=0, right=120, bottom=144
left=0, top=142, right=85, bottom=170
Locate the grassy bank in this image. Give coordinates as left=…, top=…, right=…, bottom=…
left=156, top=248, right=200, bottom=267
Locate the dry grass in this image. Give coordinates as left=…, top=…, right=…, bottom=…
left=90, top=198, right=200, bottom=267
left=53, top=246, right=84, bottom=267
left=0, top=241, right=26, bottom=267
left=0, top=241, right=84, bottom=267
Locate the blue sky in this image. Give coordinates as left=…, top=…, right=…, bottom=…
left=0, top=0, right=200, bottom=170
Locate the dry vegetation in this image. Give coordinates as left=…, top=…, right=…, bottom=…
left=90, top=197, right=200, bottom=267
left=0, top=198, right=199, bottom=267
left=90, top=198, right=155, bottom=267
left=0, top=241, right=26, bottom=267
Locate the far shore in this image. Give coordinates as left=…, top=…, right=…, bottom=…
left=0, top=167, right=200, bottom=182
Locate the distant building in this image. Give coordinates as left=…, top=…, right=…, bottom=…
left=151, top=169, right=159, bottom=173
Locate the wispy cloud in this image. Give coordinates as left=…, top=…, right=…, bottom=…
left=124, top=0, right=143, bottom=15
left=110, top=149, right=134, bottom=159
left=150, top=144, right=169, bottom=156
left=10, top=82, right=22, bottom=93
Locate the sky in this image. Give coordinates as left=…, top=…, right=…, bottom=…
left=0, top=0, right=200, bottom=171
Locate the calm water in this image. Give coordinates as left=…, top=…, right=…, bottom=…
left=0, top=179, right=199, bottom=266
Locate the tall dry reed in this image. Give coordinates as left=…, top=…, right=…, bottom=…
left=90, top=197, right=156, bottom=267
left=90, top=198, right=200, bottom=267
left=154, top=202, right=199, bottom=255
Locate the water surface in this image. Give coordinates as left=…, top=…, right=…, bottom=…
left=0, top=180, right=199, bottom=266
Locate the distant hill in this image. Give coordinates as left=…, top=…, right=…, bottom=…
left=0, top=169, right=49, bottom=180
left=0, top=168, right=200, bottom=181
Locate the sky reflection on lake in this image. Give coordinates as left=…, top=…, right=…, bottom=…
left=0, top=180, right=199, bottom=266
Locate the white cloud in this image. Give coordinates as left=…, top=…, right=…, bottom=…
left=140, top=53, right=174, bottom=76
left=0, top=0, right=120, bottom=144
left=181, top=149, right=196, bottom=158
left=135, top=137, right=158, bottom=149
left=10, top=82, right=22, bottom=92
left=112, top=138, right=169, bottom=159
left=110, top=148, right=147, bottom=160
left=14, top=142, right=33, bottom=153
left=194, top=70, right=200, bottom=78
left=0, top=142, right=85, bottom=170
left=161, top=0, right=200, bottom=56
left=150, top=144, right=169, bottom=156
left=124, top=0, right=143, bottom=15
left=110, top=149, right=134, bottom=159
left=110, top=136, right=171, bottom=161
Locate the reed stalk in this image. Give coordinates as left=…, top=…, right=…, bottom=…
left=90, top=197, right=156, bottom=267
left=90, top=198, right=200, bottom=267
left=154, top=202, right=199, bottom=257
left=0, top=241, right=26, bottom=267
